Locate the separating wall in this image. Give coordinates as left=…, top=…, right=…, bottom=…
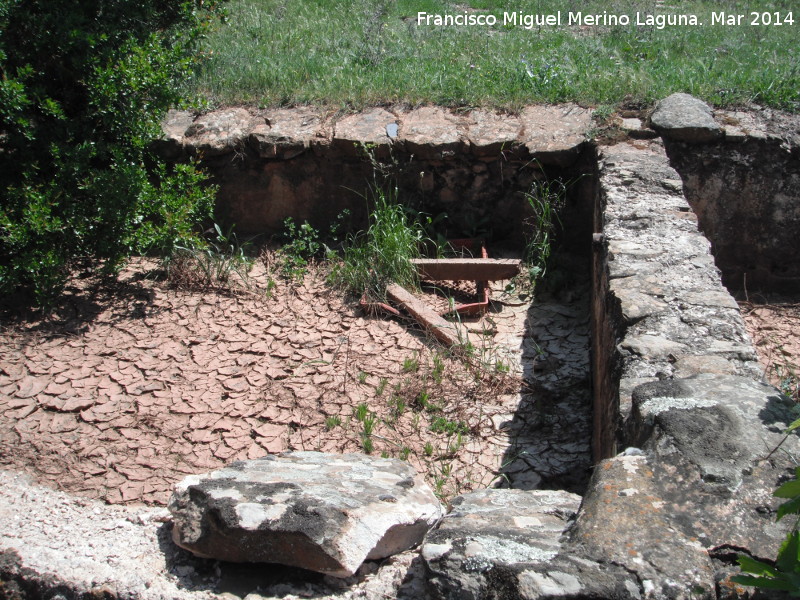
left=158, top=105, right=593, bottom=245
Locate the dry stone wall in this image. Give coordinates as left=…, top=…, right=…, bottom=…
left=157, top=105, right=593, bottom=243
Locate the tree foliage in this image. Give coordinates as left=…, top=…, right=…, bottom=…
left=0, top=0, right=227, bottom=304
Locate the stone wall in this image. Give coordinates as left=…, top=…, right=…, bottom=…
left=157, top=105, right=593, bottom=244
left=661, top=109, right=800, bottom=294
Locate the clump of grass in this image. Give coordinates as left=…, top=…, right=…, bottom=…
left=325, top=415, right=342, bottom=430
left=402, top=354, right=419, bottom=373
left=354, top=403, right=369, bottom=422
left=522, top=178, right=566, bottom=287
left=167, top=223, right=253, bottom=291
left=329, top=185, right=424, bottom=301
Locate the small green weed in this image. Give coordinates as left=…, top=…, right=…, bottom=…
left=361, top=437, right=374, bottom=454
left=432, top=353, right=445, bottom=384
left=430, top=417, right=469, bottom=436
left=376, top=377, right=388, bottom=396
left=390, top=396, right=406, bottom=418
left=448, top=432, right=465, bottom=454
left=325, top=415, right=342, bottom=430
left=399, top=446, right=411, bottom=460
left=424, top=442, right=434, bottom=457
left=362, top=415, right=376, bottom=437
left=354, top=403, right=369, bottom=422
left=734, top=417, right=800, bottom=595
left=402, top=354, right=419, bottom=373
left=277, top=218, right=321, bottom=281
left=357, top=370, right=368, bottom=384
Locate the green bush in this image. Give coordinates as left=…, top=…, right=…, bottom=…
left=0, top=0, right=227, bottom=305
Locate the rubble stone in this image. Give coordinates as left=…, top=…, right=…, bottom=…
left=169, top=452, right=444, bottom=577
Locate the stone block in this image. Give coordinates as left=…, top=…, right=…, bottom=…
left=169, top=452, right=444, bottom=577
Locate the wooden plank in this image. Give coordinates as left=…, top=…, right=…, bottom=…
left=385, top=284, right=467, bottom=348
left=411, top=258, right=521, bottom=281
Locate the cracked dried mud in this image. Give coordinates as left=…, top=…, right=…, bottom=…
left=0, top=257, right=591, bottom=507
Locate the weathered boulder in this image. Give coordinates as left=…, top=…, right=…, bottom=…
left=650, top=93, right=722, bottom=142
left=422, top=489, right=592, bottom=599
left=168, top=452, right=444, bottom=578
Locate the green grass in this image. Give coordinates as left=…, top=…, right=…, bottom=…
left=328, top=184, right=424, bottom=300
left=187, top=0, right=799, bottom=111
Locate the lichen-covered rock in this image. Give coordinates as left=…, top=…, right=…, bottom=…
left=570, top=375, right=799, bottom=598
left=650, top=93, right=722, bottom=142
left=421, top=489, right=583, bottom=599
left=168, top=452, right=444, bottom=577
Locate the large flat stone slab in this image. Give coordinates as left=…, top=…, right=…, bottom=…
left=398, top=106, right=465, bottom=160
left=249, top=107, right=329, bottom=159
left=518, top=105, right=592, bottom=166
left=169, top=452, right=444, bottom=577
left=333, top=107, right=396, bottom=157
left=183, top=107, right=256, bottom=157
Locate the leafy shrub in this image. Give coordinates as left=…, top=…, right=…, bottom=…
left=277, top=218, right=321, bottom=281
left=0, top=0, right=227, bottom=305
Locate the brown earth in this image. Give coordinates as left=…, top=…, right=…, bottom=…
left=0, top=257, right=523, bottom=506
left=740, top=299, right=800, bottom=402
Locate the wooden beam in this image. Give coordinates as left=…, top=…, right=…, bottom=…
left=385, top=284, right=467, bottom=348
left=411, top=258, right=521, bottom=281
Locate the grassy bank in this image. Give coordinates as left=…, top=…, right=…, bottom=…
left=186, top=0, right=798, bottom=111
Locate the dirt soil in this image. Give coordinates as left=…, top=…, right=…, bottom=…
left=0, top=259, right=524, bottom=506
left=740, top=299, right=800, bottom=402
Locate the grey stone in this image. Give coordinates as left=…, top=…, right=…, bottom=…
left=620, top=334, right=688, bottom=359
left=183, top=107, right=255, bottom=156
left=169, top=452, right=444, bottom=577
left=249, top=107, right=327, bottom=159
left=518, top=105, right=591, bottom=166
left=422, top=489, right=581, bottom=600
left=333, top=108, right=396, bottom=157
left=611, top=285, right=669, bottom=322
left=650, top=93, right=722, bottom=142
left=572, top=375, right=799, bottom=597
left=673, top=354, right=737, bottom=377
